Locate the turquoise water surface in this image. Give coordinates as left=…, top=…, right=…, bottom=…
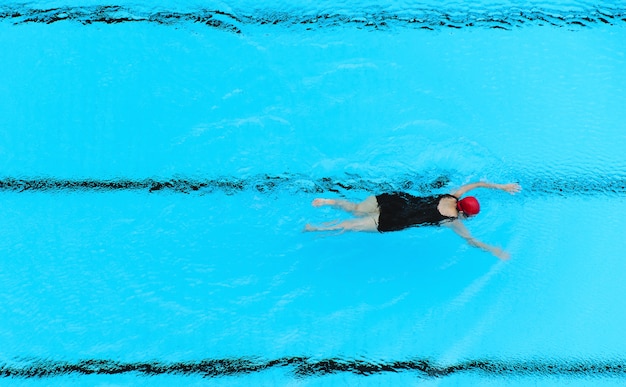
left=1, top=1, right=626, bottom=386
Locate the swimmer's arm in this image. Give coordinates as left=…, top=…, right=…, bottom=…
left=451, top=182, right=521, bottom=198
left=448, top=220, right=510, bottom=260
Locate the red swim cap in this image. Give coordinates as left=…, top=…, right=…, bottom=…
left=457, top=196, right=480, bottom=216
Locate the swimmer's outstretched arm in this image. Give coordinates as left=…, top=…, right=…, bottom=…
left=452, top=182, right=521, bottom=198
left=448, top=220, right=510, bottom=260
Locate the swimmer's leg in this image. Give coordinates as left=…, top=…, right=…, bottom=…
left=312, top=196, right=379, bottom=216
left=304, top=216, right=378, bottom=233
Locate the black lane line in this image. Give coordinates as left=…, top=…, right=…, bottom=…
left=1, top=4, right=625, bottom=32
left=0, top=175, right=624, bottom=195
left=2, top=357, right=626, bottom=379
left=0, top=175, right=446, bottom=194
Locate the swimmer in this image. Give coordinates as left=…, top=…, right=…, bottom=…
left=304, top=182, right=521, bottom=260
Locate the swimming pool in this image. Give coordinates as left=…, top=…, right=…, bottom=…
left=1, top=0, right=625, bottom=385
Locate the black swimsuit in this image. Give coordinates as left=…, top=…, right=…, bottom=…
left=375, top=192, right=458, bottom=232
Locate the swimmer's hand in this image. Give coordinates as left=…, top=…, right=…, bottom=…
left=499, top=183, right=521, bottom=194
left=491, top=247, right=510, bottom=260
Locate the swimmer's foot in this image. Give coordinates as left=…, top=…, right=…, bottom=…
left=312, top=198, right=336, bottom=207
left=304, top=220, right=340, bottom=232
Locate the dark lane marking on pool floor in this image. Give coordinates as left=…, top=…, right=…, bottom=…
left=0, top=175, right=624, bottom=196
left=1, top=4, right=625, bottom=32
left=2, top=357, right=626, bottom=379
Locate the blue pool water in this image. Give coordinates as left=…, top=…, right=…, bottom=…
left=1, top=1, right=626, bottom=386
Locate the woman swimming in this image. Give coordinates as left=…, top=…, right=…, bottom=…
left=304, top=181, right=521, bottom=260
